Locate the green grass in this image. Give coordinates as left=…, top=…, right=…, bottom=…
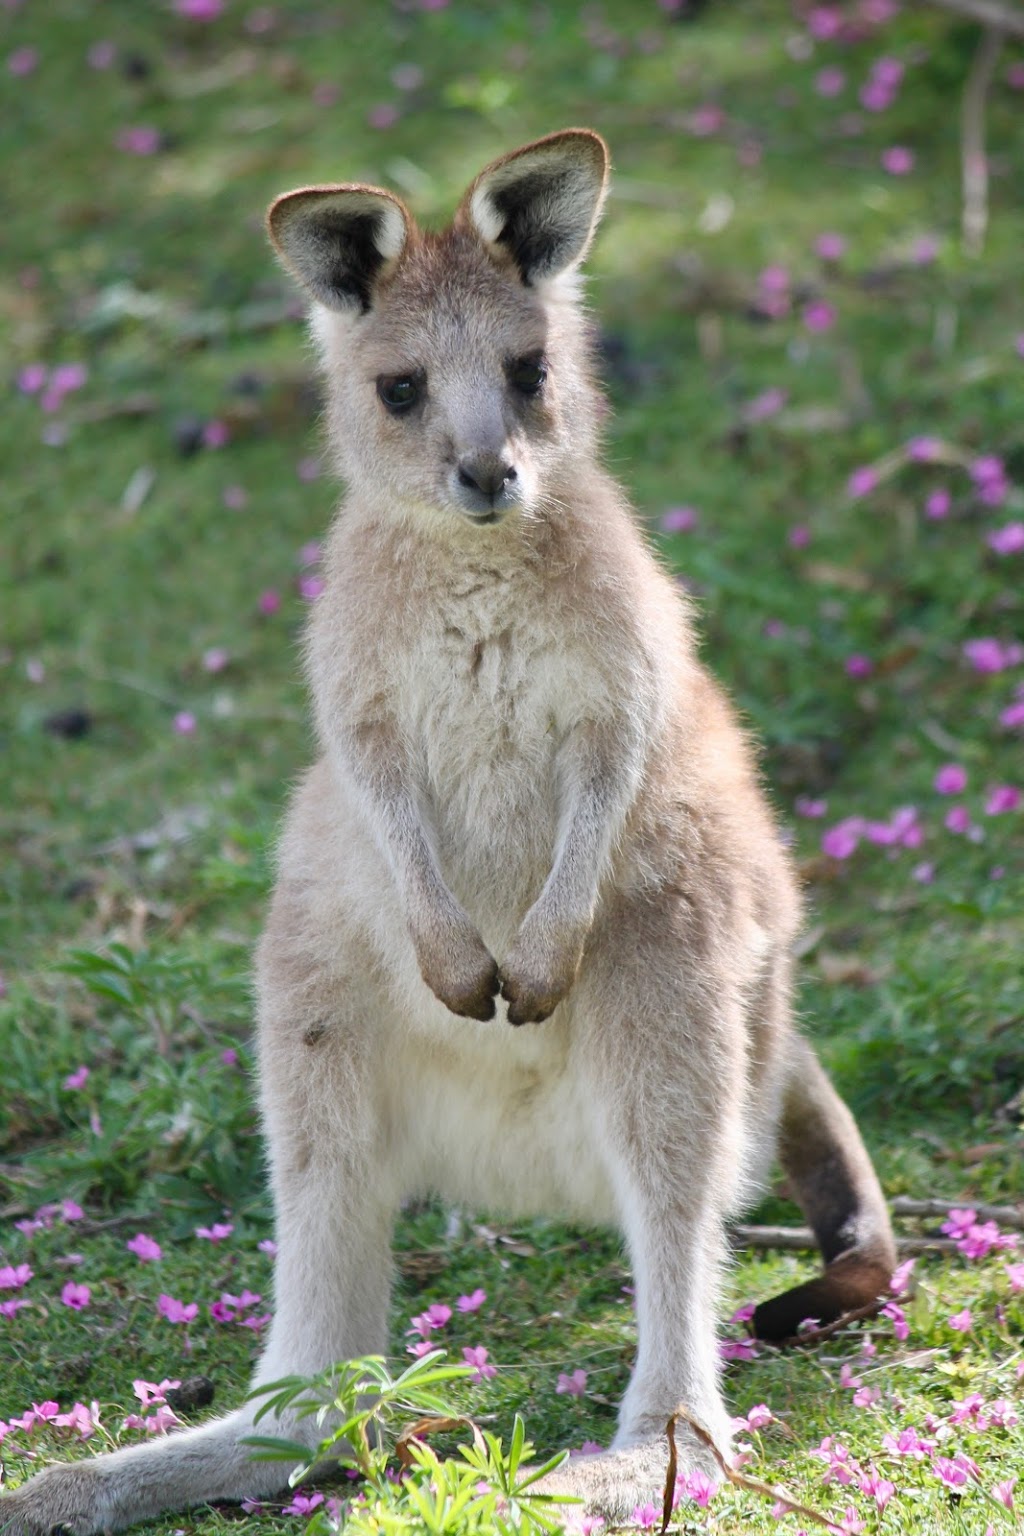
left=2, top=1, right=1023, bottom=1532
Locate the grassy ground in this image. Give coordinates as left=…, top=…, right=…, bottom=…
left=2, top=1, right=1023, bottom=1531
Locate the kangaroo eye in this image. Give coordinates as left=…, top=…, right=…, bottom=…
left=507, top=357, right=547, bottom=396
left=377, top=375, right=422, bottom=412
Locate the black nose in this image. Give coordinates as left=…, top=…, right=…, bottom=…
left=457, top=456, right=517, bottom=502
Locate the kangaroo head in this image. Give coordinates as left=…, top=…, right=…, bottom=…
left=268, top=129, right=609, bottom=532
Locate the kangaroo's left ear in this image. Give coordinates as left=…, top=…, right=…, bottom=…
left=459, top=128, right=609, bottom=285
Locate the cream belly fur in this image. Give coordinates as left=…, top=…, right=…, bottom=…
left=1, top=129, right=897, bottom=1536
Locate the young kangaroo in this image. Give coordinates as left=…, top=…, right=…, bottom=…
left=1, top=129, right=895, bottom=1534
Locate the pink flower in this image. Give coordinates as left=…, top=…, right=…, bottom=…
left=803, top=300, right=836, bottom=333
left=127, top=1233, right=162, bottom=1263
left=202, top=647, right=229, bottom=673
left=462, top=1345, right=496, bottom=1381
left=963, top=637, right=1022, bottom=673
left=732, top=1403, right=773, bottom=1433
left=815, top=232, right=846, bottom=261
left=1006, top=1262, right=1024, bottom=1292
left=881, top=146, right=914, bottom=175
left=556, top=1369, right=588, bottom=1397
left=157, top=1293, right=198, bottom=1324
left=858, top=1471, right=895, bottom=1510
left=63, top=1065, right=89, bottom=1090
left=661, top=505, right=698, bottom=533
left=847, top=466, right=878, bottom=498
left=222, top=484, right=248, bottom=509
left=282, top=1492, right=324, bottom=1517
left=457, top=1288, right=486, bottom=1312
left=795, top=796, right=827, bottom=818
left=988, top=522, right=1024, bottom=555
left=298, top=575, right=325, bottom=601
left=933, top=763, right=967, bottom=795
left=679, top=1469, right=717, bottom=1507
left=808, top=6, right=843, bottom=39
left=630, top=1503, right=659, bottom=1529
left=934, top=1456, right=973, bottom=1489
left=195, top=1222, right=234, bottom=1242
left=258, top=589, right=281, bottom=616
left=985, top=785, right=1020, bottom=815
left=815, top=67, right=846, bottom=97
left=948, top=1308, right=972, bottom=1332
left=995, top=1478, right=1016, bottom=1512
left=0, top=1264, right=33, bottom=1291
left=423, top=1302, right=452, bottom=1329
left=133, top=1379, right=180, bottom=1407
left=61, top=1281, right=91, bottom=1310
left=87, top=40, right=116, bottom=69
left=719, top=1337, right=759, bottom=1362
left=406, top=1339, right=433, bottom=1358
left=944, top=806, right=971, bottom=834
left=296, top=456, right=321, bottom=481
left=202, top=419, right=229, bottom=449
left=8, top=46, right=39, bottom=76
left=258, top=1238, right=278, bottom=1257
left=173, top=711, right=196, bottom=735
left=890, top=1258, right=915, bottom=1296
left=209, top=1299, right=235, bottom=1323
left=116, top=126, right=162, bottom=156
left=844, top=653, right=873, bottom=678
left=822, top=818, right=864, bottom=860
left=925, top=488, right=950, bottom=519
left=221, top=1047, right=238, bottom=1066
left=882, top=1426, right=931, bottom=1458
left=367, top=103, right=399, bottom=130
left=175, top=0, right=224, bottom=16
left=17, top=363, right=48, bottom=395
left=1000, top=698, right=1024, bottom=728
left=54, top=1401, right=99, bottom=1438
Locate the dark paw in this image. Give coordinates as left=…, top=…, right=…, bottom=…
left=499, top=972, right=562, bottom=1026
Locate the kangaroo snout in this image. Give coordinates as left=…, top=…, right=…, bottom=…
left=454, top=453, right=519, bottom=519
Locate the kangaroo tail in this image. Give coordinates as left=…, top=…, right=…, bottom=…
left=752, top=1035, right=896, bottom=1342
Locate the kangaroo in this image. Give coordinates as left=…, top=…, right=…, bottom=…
left=1, top=129, right=896, bottom=1534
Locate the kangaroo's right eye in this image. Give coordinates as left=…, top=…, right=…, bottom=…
left=377, top=375, right=422, bottom=413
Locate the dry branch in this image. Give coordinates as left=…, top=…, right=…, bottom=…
left=729, top=1224, right=958, bottom=1256
left=961, top=23, right=1005, bottom=256
left=891, top=1195, right=1024, bottom=1227
left=665, top=1407, right=836, bottom=1531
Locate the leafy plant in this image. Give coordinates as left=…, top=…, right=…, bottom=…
left=247, top=1352, right=573, bottom=1534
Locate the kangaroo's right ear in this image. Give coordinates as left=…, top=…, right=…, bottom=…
left=266, top=185, right=410, bottom=313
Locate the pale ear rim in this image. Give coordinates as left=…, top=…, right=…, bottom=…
left=266, top=183, right=410, bottom=312
left=462, top=127, right=610, bottom=283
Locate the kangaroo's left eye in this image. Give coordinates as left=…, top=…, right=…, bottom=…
left=377, top=374, right=422, bottom=413
left=507, top=357, right=547, bottom=396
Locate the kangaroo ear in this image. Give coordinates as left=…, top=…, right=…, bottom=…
left=266, top=185, right=410, bottom=313
left=461, top=128, right=609, bottom=284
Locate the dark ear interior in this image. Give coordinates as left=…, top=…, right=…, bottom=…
left=267, top=186, right=409, bottom=313
left=464, top=129, right=609, bottom=284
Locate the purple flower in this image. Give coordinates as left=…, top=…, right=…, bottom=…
left=984, top=784, right=1020, bottom=815
left=803, top=300, right=836, bottom=333
left=462, top=1345, right=496, bottom=1381
left=556, top=1368, right=588, bottom=1397
left=881, top=146, right=914, bottom=175
left=933, top=763, right=966, bottom=795
left=8, top=46, right=38, bottom=77
left=847, top=465, right=878, bottom=498
left=61, top=1282, right=91, bottom=1310
left=0, top=1264, right=33, bottom=1290
left=815, top=232, right=846, bottom=261
left=173, top=711, right=196, bottom=736
left=157, top=1293, right=198, bottom=1324
left=116, top=126, right=162, bottom=156
left=661, top=505, right=698, bottom=533
left=258, top=589, right=281, bottom=616
left=195, top=1222, right=234, bottom=1242
left=925, top=488, right=950, bottom=520
left=175, top=0, right=224, bottom=16
left=457, top=1288, right=486, bottom=1312
left=127, top=1233, right=162, bottom=1263
left=63, top=1065, right=89, bottom=1090
left=844, top=653, right=873, bottom=678
left=988, top=522, right=1024, bottom=555
left=815, top=67, right=846, bottom=97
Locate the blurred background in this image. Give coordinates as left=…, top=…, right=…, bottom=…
left=2, top=0, right=1022, bottom=1210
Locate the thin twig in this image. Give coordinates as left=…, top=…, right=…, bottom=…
left=961, top=24, right=1005, bottom=256
left=729, top=1224, right=958, bottom=1256
left=892, top=1196, right=1024, bottom=1227
left=923, top=0, right=1024, bottom=36
left=667, top=1407, right=837, bottom=1531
